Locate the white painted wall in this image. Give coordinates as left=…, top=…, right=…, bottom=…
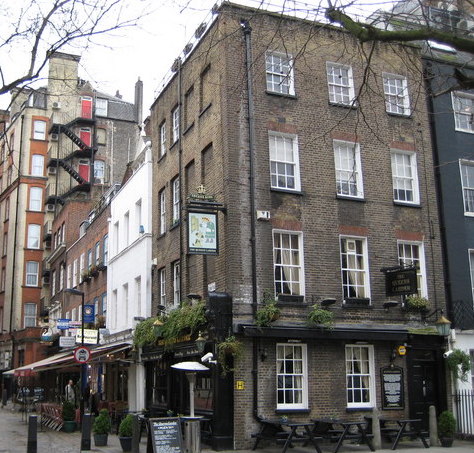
left=107, top=140, right=153, bottom=410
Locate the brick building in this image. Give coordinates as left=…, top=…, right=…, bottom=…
left=144, top=2, right=447, bottom=449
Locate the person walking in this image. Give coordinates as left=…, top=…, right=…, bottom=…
left=65, top=379, right=76, bottom=404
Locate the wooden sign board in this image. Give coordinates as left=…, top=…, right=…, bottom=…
left=381, top=366, right=404, bottom=410
left=147, top=417, right=183, bottom=453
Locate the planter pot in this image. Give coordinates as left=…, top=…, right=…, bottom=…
left=94, top=433, right=108, bottom=446
left=440, top=437, right=454, bottom=447
left=119, top=436, right=132, bottom=452
left=63, top=420, right=77, bottom=432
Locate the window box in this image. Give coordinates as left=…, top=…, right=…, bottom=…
left=343, top=298, right=370, bottom=307
left=277, top=294, right=304, bottom=304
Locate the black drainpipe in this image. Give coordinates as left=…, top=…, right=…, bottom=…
left=241, top=18, right=260, bottom=420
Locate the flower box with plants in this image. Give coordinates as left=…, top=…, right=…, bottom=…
left=307, top=304, right=334, bottom=328
left=405, top=295, right=430, bottom=312
left=118, top=413, right=134, bottom=452
left=255, top=291, right=281, bottom=327
left=217, top=335, right=243, bottom=376
left=438, top=410, right=456, bottom=447
left=93, top=409, right=111, bottom=446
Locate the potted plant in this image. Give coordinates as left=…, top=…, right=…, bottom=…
left=62, top=400, right=76, bottom=432
left=118, top=413, right=134, bottom=452
left=438, top=410, right=456, bottom=447
left=217, top=335, right=243, bottom=376
left=92, top=408, right=111, bottom=446
left=307, top=304, right=334, bottom=328
left=255, top=291, right=281, bottom=327
left=445, top=349, right=471, bottom=382
left=405, top=294, right=430, bottom=312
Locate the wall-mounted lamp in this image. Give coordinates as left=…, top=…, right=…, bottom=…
left=259, top=348, right=268, bottom=362
left=187, top=293, right=202, bottom=302
left=383, top=300, right=399, bottom=310
left=422, top=309, right=451, bottom=337
left=195, top=331, right=207, bottom=353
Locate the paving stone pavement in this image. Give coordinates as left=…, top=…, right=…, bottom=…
left=0, top=403, right=473, bottom=453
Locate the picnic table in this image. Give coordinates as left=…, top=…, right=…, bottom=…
left=311, top=418, right=375, bottom=453
left=252, top=418, right=323, bottom=453
left=365, top=416, right=429, bottom=450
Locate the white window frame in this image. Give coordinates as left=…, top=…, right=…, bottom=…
left=33, top=120, right=46, bottom=140
left=276, top=343, right=308, bottom=410
left=173, top=261, right=180, bottom=307
left=72, top=259, right=78, bottom=288
left=51, top=270, right=56, bottom=296
left=269, top=132, right=301, bottom=191
left=67, top=264, right=72, bottom=289
left=95, top=98, right=108, bottom=116
left=172, top=178, right=180, bottom=223
left=24, top=303, right=37, bottom=328
left=383, top=73, right=410, bottom=116
left=80, top=253, right=85, bottom=277
left=25, top=261, right=39, bottom=287
left=460, top=160, right=474, bottom=216
left=172, top=106, right=180, bottom=143
left=160, top=268, right=166, bottom=307
left=59, top=265, right=64, bottom=292
left=160, top=122, right=167, bottom=157
left=135, top=276, right=142, bottom=316
left=333, top=140, right=364, bottom=199
left=160, top=189, right=166, bottom=234
left=95, top=242, right=100, bottom=265
left=452, top=92, right=474, bottom=133
left=469, top=250, right=474, bottom=305
left=327, top=62, right=356, bottom=106
left=29, top=187, right=43, bottom=211
left=345, top=344, right=375, bottom=409
left=31, top=154, right=44, bottom=176
left=27, top=224, right=41, bottom=249
left=398, top=241, right=428, bottom=297
left=391, top=150, right=419, bottom=204
left=340, top=236, right=370, bottom=301
left=265, top=52, right=295, bottom=95
left=94, top=160, right=105, bottom=184
left=103, top=235, right=108, bottom=266
left=273, top=230, right=305, bottom=297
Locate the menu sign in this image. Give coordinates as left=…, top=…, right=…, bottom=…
left=147, top=418, right=183, bottom=453
left=381, top=366, right=404, bottom=410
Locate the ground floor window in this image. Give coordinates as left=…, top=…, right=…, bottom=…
left=345, top=344, right=375, bottom=408
left=276, top=343, right=307, bottom=410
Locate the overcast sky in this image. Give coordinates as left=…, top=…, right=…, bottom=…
left=1, top=0, right=391, bottom=115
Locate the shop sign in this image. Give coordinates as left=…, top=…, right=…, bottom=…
left=384, top=267, right=417, bottom=296
left=83, top=305, right=95, bottom=323
left=59, top=336, right=76, bottom=348
left=57, top=318, right=71, bottom=330
left=381, top=366, right=404, bottom=410
left=40, top=327, right=53, bottom=342
left=75, top=328, right=98, bottom=344
left=188, top=211, right=218, bottom=255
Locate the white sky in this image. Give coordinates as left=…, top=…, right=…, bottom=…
left=1, top=0, right=394, bottom=115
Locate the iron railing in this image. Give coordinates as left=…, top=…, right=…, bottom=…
left=454, top=389, right=474, bottom=438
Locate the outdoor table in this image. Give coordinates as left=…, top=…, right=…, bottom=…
left=252, top=418, right=323, bottom=453
left=367, top=417, right=429, bottom=450
left=312, top=418, right=375, bottom=453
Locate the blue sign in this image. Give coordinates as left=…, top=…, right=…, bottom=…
left=83, top=305, right=95, bottom=323
left=57, top=319, right=71, bottom=330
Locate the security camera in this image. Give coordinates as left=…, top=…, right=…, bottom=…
left=201, top=352, right=214, bottom=363
left=443, top=350, right=453, bottom=358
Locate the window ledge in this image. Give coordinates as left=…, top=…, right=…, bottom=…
left=157, top=153, right=167, bottom=163
left=199, top=103, right=212, bottom=118
left=329, top=101, right=358, bottom=110
left=336, top=195, right=365, bottom=202
left=270, top=188, right=304, bottom=196
left=265, top=91, right=297, bottom=100
left=393, top=201, right=420, bottom=208
left=455, top=128, right=474, bottom=134
left=170, top=221, right=180, bottom=231
left=345, top=407, right=374, bottom=412
left=157, top=232, right=166, bottom=239
left=183, top=122, right=194, bottom=136
left=386, top=112, right=412, bottom=119
left=275, top=409, right=310, bottom=414
left=170, top=140, right=179, bottom=151
left=278, top=294, right=304, bottom=304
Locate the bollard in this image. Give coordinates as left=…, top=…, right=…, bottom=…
left=2, top=388, right=7, bottom=407
left=131, top=414, right=141, bottom=453
left=371, top=408, right=382, bottom=450
left=27, top=415, right=37, bottom=453
left=429, top=405, right=439, bottom=446
left=81, top=413, right=92, bottom=450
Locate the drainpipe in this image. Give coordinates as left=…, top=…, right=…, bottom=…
left=241, top=19, right=260, bottom=420
left=177, top=58, right=183, bottom=300
left=9, top=114, right=25, bottom=368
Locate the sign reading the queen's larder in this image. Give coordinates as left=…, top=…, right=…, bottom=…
left=384, top=267, right=417, bottom=297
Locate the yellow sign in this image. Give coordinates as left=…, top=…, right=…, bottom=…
left=397, top=345, right=406, bottom=356
left=235, top=380, right=245, bottom=390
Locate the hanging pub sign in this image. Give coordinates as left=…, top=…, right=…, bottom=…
left=188, top=211, right=218, bottom=254
left=83, top=304, right=95, bottom=323
left=383, top=266, right=417, bottom=297
left=381, top=366, right=404, bottom=409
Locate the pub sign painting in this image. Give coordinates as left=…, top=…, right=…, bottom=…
left=385, top=267, right=417, bottom=297
left=188, top=211, right=218, bottom=255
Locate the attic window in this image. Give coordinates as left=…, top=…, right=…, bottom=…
left=96, top=98, right=108, bottom=116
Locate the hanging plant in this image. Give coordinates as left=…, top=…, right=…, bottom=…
left=133, top=317, right=160, bottom=347
left=307, top=304, right=334, bottom=328
left=255, top=290, right=281, bottom=327
left=217, top=335, right=243, bottom=376
left=405, top=295, right=430, bottom=312
left=445, top=348, right=471, bottom=382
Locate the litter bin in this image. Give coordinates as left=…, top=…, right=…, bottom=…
left=182, top=417, right=202, bottom=453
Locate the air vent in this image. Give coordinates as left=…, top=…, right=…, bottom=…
left=48, top=167, right=57, bottom=175
left=52, top=101, right=61, bottom=109
left=46, top=204, right=55, bottom=213
left=51, top=133, right=59, bottom=141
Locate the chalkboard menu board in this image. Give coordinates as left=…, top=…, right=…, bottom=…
left=381, top=366, right=404, bottom=410
left=147, top=417, right=183, bottom=453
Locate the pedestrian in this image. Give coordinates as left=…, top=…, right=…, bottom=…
left=65, top=379, right=75, bottom=404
